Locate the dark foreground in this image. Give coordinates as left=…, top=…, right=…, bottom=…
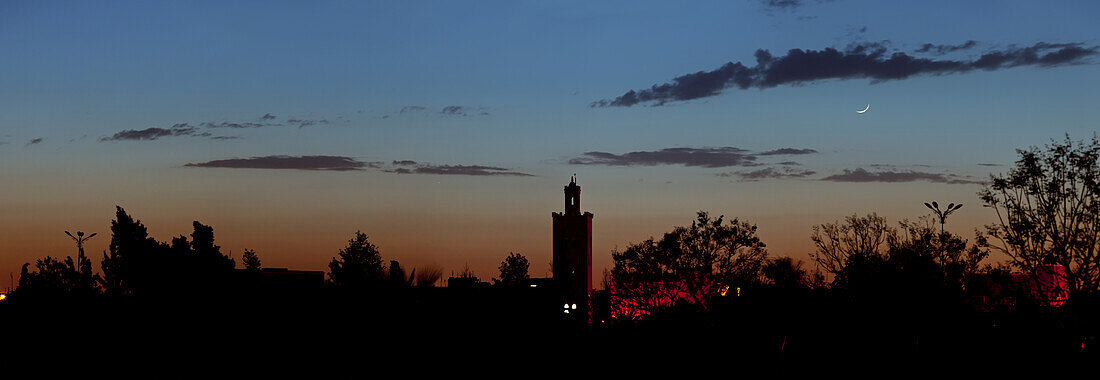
left=4, top=289, right=1097, bottom=363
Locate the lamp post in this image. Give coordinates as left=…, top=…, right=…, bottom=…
left=923, top=201, right=963, bottom=235
left=65, top=230, right=97, bottom=269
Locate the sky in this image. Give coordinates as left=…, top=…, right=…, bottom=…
left=2, top=0, right=1098, bottom=288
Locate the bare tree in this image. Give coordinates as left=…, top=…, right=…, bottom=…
left=810, top=213, right=892, bottom=283
left=979, top=135, right=1100, bottom=297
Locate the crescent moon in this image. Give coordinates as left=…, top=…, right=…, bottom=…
left=856, top=104, right=870, bottom=114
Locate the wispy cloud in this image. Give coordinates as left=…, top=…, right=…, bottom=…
left=400, top=106, right=426, bottom=114
left=184, top=155, right=374, bottom=171
left=101, top=113, right=336, bottom=141
left=915, top=40, right=979, bottom=55
left=567, top=147, right=817, bottom=168
left=25, top=138, right=44, bottom=147
left=758, top=148, right=818, bottom=156
left=101, top=124, right=209, bottom=141
left=592, top=41, right=1097, bottom=107
left=717, top=167, right=816, bottom=181
left=820, top=168, right=984, bottom=184
left=200, top=122, right=275, bottom=129
left=286, top=118, right=329, bottom=128
left=386, top=163, right=532, bottom=176
left=759, top=0, right=805, bottom=11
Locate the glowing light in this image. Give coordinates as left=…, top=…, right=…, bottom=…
left=736, top=287, right=741, bottom=297
left=564, top=310, right=570, bottom=314
left=719, top=285, right=729, bottom=296
left=571, top=303, right=577, bottom=310
left=563, top=303, right=570, bottom=309
left=529, top=284, right=537, bottom=288
left=0, top=294, right=6, bottom=302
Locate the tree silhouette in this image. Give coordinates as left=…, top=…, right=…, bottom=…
left=387, top=260, right=411, bottom=287
left=608, top=211, right=768, bottom=317
left=101, top=206, right=163, bottom=296
left=979, top=134, right=1100, bottom=297
left=15, top=254, right=100, bottom=298
left=100, top=206, right=238, bottom=295
left=190, top=221, right=235, bottom=273
left=495, top=252, right=530, bottom=287
left=241, top=249, right=261, bottom=272
left=810, top=213, right=892, bottom=286
left=763, top=257, right=808, bottom=289
left=327, top=231, right=386, bottom=288
left=811, top=213, right=988, bottom=303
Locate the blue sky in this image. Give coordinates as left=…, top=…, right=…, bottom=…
left=2, top=0, right=1098, bottom=281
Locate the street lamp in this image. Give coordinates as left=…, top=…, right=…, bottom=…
left=64, top=230, right=97, bottom=268
left=923, top=201, right=963, bottom=234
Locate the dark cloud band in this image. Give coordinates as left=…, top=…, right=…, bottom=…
left=185, top=155, right=371, bottom=171
left=593, top=41, right=1097, bottom=107
left=821, top=168, right=984, bottom=185
left=718, top=167, right=816, bottom=181
left=101, top=124, right=207, bottom=141
left=387, top=164, right=531, bottom=176
left=568, top=146, right=816, bottom=168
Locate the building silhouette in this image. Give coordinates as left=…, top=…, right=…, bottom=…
left=552, top=175, right=593, bottom=321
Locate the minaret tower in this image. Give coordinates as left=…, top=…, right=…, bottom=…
left=552, top=175, right=593, bottom=321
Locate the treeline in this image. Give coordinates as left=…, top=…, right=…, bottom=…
left=16, top=207, right=240, bottom=297
left=606, top=135, right=1100, bottom=320
left=605, top=211, right=991, bottom=319
left=11, top=207, right=532, bottom=298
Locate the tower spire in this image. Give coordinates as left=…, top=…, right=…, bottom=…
left=564, top=175, right=581, bottom=216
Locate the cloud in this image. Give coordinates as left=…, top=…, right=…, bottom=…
left=758, top=148, right=818, bottom=156
left=200, top=114, right=284, bottom=128
left=820, top=168, right=984, bottom=184
left=286, top=118, right=329, bottom=128
left=592, top=41, right=1097, bottom=107
left=757, top=0, right=833, bottom=15
left=977, top=163, right=1002, bottom=167
left=184, top=155, right=373, bottom=171
left=760, top=0, right=804, bottom=11
left=101, top=123, right=208, bottom=141
left=392, top=160, right=418, bottom=166
left=717, top=167, right=816, bottom=181
left=439, top=106, right=490, bottom=117
left=208, top=136, right=241, bottom=140
left=567, top=146, right=816, bottom=168
left=386, top=164, right=532, bottom=176
left=25, top=138, right=44, bottom=147
left=389, top=105, right=488, bottom=118
left=915, top=40, right=979, bottom=55
left=201, top=122, right=271, bottom=129
left=441, top=106, right=467, bottom=116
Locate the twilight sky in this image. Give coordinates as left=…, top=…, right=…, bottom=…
left=2, top=1, right=1098, bottom=286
